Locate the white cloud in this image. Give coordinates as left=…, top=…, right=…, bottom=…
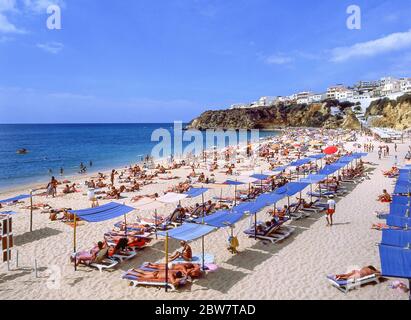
left=0, top=12, right=24, bottom=33
left=0, top=0, right=17, bottom=12
left=0, top=0, right=65, bottom=33
left=36, top=41, right=63, bottom=54
left=331, top=29, right=411, bottom=62
left=23, top=0, right=65, bottom=13
left=0, top=0, right=25, bottom=33
left=265, top=54, right=293, bottom=65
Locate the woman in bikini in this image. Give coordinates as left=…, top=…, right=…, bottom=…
left=144, top=262, right=202, bottom=278
left=335, top=266, right=380, bottom=280
left=169, top=241, right=192, bottom=262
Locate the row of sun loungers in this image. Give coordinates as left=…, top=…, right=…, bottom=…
left=122, top=254, right=215, bottom=290
left=244, top=218, right=295, bottom=244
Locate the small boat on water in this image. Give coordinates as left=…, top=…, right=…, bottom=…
left=16, top=148, right=28, bottom=154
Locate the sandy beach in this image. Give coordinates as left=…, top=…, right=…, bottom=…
left=0, top=129, right=410, bottom=300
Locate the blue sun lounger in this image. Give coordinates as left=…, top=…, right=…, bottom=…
left=172, top=253, right=215, bottom=265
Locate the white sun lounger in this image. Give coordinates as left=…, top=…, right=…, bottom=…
left=71, top=252, right=119, bottom=273
left=127, top=279, right=178, bottom=291
left=122, top=270, right=187, bottom=291
left=327, top=274, right=381, bottom=293
left=90, top=258, right=119, bottom=273
left=111, top=250, right=138, bottom=262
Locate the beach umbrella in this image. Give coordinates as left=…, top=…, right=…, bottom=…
left=134, top=198, right=166, bottom=240
left=323, top=146, right=338, bottom=155
left=223, top=180, right=245, bottom=206
left=69, top=202, right=135, bottom=271
left=0, top=194, right=32, bottom=232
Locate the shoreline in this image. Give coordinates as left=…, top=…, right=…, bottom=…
left=0, top=133, right=278, bottom=197
left=0, top=129, right=282, bottom=197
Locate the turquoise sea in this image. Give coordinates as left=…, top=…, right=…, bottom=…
left=0, top=124, right=280, bottom=191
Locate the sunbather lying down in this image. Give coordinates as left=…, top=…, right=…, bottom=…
left=105, top=234, right=151, bottom=249
left=371, top=223, right=400, bottom=231
left=383, top=167, right=399, bottom=177
left=143, top=262, right=202, bottom=278
left=334, top=266, right=380, bottom=281
left=127, top=269, right=185, bottom=287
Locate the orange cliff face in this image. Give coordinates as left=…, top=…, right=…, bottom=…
left=366, top=94, right=411, bottom=130
left=187, top=101, right=360, bottom=130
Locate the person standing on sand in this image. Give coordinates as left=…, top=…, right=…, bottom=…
left=47, top=176, right=58, bottom=198
left=378, top=148, right=382, bottom=160
left=110, top=169, right=115, bottom=186
left=326, top=198, right=336, bottom=227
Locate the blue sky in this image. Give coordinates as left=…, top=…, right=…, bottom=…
left=0, top=0, right=411, bottom=123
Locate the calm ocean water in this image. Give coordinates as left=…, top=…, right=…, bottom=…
left=0, top=124, right=279, bottom=191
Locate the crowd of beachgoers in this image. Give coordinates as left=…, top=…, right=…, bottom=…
left=0, top=127, right=410, bottom=300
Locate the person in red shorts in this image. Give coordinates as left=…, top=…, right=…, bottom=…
left=326, top=198, right=336, bottom=227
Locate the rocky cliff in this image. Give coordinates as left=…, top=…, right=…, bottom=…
left=188, top=101, right=361, bottom=130
left=365, top=94, right=411, bottom=130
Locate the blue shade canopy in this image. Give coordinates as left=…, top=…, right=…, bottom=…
left=251, top=174, right=270, bottom=181
left=259, top=192, right=286, bottom=205
left=0, top=194, right=30, bottom=203
left=352, top=152, right=368, bottom=159
left=394, top=181, right=411, bottom=194
left=318, top=163, right=346, bottom=175
left=386, top=215, right=411, bottom=228
left=398, top=173, right=411, bottom=180
left=158, top=223, right=217, bottom=241
left=223, top=180, right=245, bottom=186
left=184, top=188, right=209, bottom=198
left=309, top=154, right=326, bottom=160
left=290, top=158, right=312, bottom=167
left=194, top=210, right=246, bottom=228
left=0, top=211, right=17, bottom=215
left=390, top=204, right=411, bottom=217
left=336, top=156, right=355, bottom=163
left=398, top=170, right=411, bottom=182
left=382, top=229, right=411, bottom=247
left=392, top=196, right=411, bottom=206
left=379, top=244, right=411, bottom=278
left=68, top=202, right=135, bottom=223
left=271, top=165, right=288, bottom=172
left=300, top=174, right=327, bottom=184
left=275, top=182, right=310, bottom=197
left=232, top=198, right=269, bottom=215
